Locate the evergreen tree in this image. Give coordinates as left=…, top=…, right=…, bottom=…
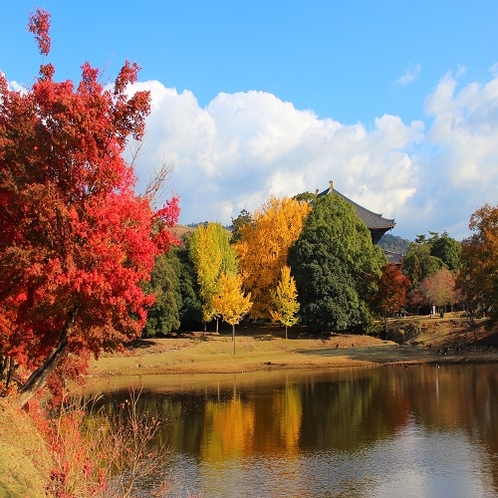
left=430, top=231, right=462, bottom=273
left=143, top=253, right=181, bottom=337
left=288, top=194, right=386, bottom=331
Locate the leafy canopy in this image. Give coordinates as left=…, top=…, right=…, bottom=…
left=0, top=9, right=179, bottom=405
left=270, top=265, right=300, bottom=338
left=189, top=223, right=237, bottom=324
left=289, top=193, right=386, bottom=331
left=458, top=204, right=498, bottom=320
left=235, top=196, right=310, bottom=319
left=421, top=268, right=458, bottom=311
left=374, top=263, right=410, bottom=317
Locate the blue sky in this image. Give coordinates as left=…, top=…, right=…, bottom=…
left=2, top=1, right=498, bottom=241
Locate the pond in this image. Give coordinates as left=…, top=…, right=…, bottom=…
left=95, top=364, right=498, bottom=497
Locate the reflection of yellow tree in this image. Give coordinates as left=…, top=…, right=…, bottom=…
left=201, top=395, right=255, bottom=462
left=200, top=381, right=303, bottom=461
left=273, top=384, right=302, bottom=454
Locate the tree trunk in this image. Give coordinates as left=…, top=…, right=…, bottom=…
left=232, top=324, right=236, bottom=355
left=14, top=307, right=79, bottom=408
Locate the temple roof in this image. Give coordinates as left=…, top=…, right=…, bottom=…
left=318, top=181, right=395, bottom=243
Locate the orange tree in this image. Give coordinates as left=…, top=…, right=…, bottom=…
left=373, top=263, right=410, bottom=335
left=457, top=204, right=498, bottom=320
left=234, top=196, right=310, bottom=319
left=0, top=9, right=179, bottom=406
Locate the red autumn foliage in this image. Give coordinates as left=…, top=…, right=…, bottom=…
left=375, top=263, right=411, bottom=317
left=0, top=9, right=179, bottom=406
left=28, top=8, right=51, bottom=56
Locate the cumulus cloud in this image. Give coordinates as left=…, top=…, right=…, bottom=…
left=125, top=69, right=498, bottom=241
left=129, top=82, right=424, bottom=235
left=394, top=63, right=422, bottom=86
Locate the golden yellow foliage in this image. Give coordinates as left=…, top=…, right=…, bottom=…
left=235, top=196, right=310, bottom=319
left=270, top=265, right=300, bottom=338
left=212, top=272, right=252, bottom=328
left=189, top=223, right=238, bottom=323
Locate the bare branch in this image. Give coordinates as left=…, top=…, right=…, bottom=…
left=143, top=159, right=174, bottom=207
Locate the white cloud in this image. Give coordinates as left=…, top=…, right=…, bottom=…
left=24, top=67, right=498, bottom=242
left=394, top=63, right=422, bottom=86
left=129, top=82, right=425, bottom=236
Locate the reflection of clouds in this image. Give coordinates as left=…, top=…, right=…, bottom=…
left=124, top=366, right=498, bottom=496
left=369, top=420, right=489, bottom=498
left=125, top=71, right=498, bottom=239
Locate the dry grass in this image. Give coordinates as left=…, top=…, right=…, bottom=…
left=0, top=400, right=52, bottom=498
left=86, top=315, right=498, bottom=387
left=89, top=329, right=394, bottom=379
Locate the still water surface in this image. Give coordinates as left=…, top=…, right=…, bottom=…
left=98, top=365, right=498, bottom=497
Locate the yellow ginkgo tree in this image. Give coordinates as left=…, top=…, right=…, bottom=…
left=270, top=265, right=300, bottom=339
left=234, top=196, right=310, bottom=319
left=189, top=223, right=237, bottom=331
left=212, top=272, right=252, bottom=354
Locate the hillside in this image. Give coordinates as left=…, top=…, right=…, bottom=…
left=378, top=233, right=410, bottom=262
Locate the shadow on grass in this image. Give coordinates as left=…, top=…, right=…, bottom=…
left=296, top=344, right=498, bottom=365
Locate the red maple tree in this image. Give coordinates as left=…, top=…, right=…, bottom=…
left=374, top=263, right=410, bottom=334
left=0, top=9, right=179, bottom=406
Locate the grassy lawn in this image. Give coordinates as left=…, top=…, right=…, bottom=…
left=87, top=314, right=498, bottom=382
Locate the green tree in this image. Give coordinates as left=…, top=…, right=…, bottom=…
left=143, top=245, right=203, bottom=336
left=293, top=191, right=318, bottom=207
left=143, top=253, right=181, bottom=337
left=402, top=242, right=443, bottom=289
left=212, top=273, right=252, bottom=354
left=288, top=194, right=386, bottom=331
left=230, top=209, right=253, bottom=243
left=430, top=231, right=462, bottom=273
left=270, top=266, right=300, bottom=339
left=174, top=244, right=203, bottom=325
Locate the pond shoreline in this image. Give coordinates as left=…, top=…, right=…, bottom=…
left=86, top=316, right=498, bottom=392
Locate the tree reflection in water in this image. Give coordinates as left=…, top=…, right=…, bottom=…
left=94, top=365, right=498, bottom=497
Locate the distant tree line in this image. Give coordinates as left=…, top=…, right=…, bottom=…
left=147, top=193, right=498, bottom=338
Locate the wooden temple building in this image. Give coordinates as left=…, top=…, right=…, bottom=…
left=318, top=180, right=395, bottom=244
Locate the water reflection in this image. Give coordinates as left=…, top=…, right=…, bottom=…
left=95, top=365, right=498, bottom=497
